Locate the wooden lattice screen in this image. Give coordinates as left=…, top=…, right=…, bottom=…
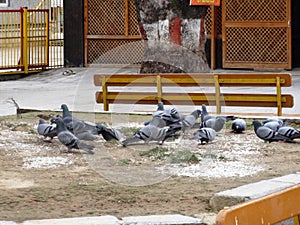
left=84, top=0, right=143, bottom=65
left=205, top=5, right=222, bottom=38
left=222, top=0, right=291, bottom=69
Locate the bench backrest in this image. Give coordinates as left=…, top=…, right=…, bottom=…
left=94, top=73, right=293, bottom=115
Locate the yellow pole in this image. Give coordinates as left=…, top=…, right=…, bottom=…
left=214, top=74, right=221, bottom=114
left=276, top=76, right=282, bottom=116
left=157, top=75, right=162, bottom=103
left=102, top=77, right=108, bottom=111
left=22, top=7, right=29, bottom=74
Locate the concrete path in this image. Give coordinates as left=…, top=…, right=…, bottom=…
left=0, top=68, right=299, bottom=225
left=0, top=67, right=300, bottom=117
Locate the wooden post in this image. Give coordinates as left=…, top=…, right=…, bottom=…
left=214, top=74, right=221, bottom=114
left=102, top=77, right=109, bottom=111
left=294, top=216, right=300, bottom=225
left=210, top=6, right=217, bottom=69
left=157, top=75, right=162, bottom=103
left=22, top=7, right=29, bottom=74
left=124, top=0, right=129, bottom=36
left=276, top=76, right=282, bottom=116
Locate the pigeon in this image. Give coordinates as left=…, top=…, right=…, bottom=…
left=37, top=118, right=57, bottom=140
left=122, top=120, right=181, bottom=147
left=60, top=104, right=79, bottom=132
left=96, top=124, right=122, bottom=141
left=263, top=121, right=282, bottom=132
left=72, top=120, right=98, bottom=141
left=252, top=120, right=291, bottom=143
left=193, top=127, right=216, bottom=145
left=202, top=116, right=226, bottom=132
left=200, top=104, right=234, bottom=130
left=262, top=117, right=284, bottom=126
left=51, top=117, right=94, bottom=154
left=231, top=118, right=247, bottom=133
left=277, top=126, right=300, bottom=140
left=145, top=102, right=182, bottom=127
left=179, top=109, right=201, bottom=132
left=201, top=104, right=214, bottom=123
left=60, top=104, right=98, bottom=138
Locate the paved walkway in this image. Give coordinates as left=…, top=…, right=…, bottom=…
left=0, top=67, right=300, bottom=117
left=0, top=68, right=299, bottom=225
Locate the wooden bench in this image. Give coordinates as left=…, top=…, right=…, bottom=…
left=93, top=73, right=294, bottom=116
left=216, top=184, right=300, bottom=225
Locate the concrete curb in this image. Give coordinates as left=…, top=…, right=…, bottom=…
left=0, top=214, right=205, bottom=225
left=209, top=172, right=300, bottom=211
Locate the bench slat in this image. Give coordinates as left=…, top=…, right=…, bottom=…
left=95, top=92, right=294, bottom=108
left=94, top=73, right=293, bottom=115
left=94, top=73, right=292, bottom=87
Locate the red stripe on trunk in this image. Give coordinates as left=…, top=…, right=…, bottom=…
left=169, top=18, right=182, bottom=46
left=199, top=18, right=206, bottom=48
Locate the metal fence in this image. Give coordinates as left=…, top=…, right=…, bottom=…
left=0, top=0, right=63, bottom=75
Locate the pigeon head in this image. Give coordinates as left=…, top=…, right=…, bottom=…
left=61, top=104, right=71, bottom=116
left=157, top=102, right=164, bottom=111
left=192, top=109, right=201, bottom=118
left=96, top=124, right=105, bottom=134
left=39, top=118, right=46, bottom=124
left=201, top=104, right=208, bottom=116
left=51, top=117, right=66, bottom=132
left=252, top=120, right=262, bottom=132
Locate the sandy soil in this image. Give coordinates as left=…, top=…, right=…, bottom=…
left=0, top=111, right=300, bottom=222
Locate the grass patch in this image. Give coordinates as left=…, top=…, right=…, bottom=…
left=170, top=150, right=199, bottom=164
left=119, top=127, right=140, bottom=136
left=139, top=146, right=169, bottom=161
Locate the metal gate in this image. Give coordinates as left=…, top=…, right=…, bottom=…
left=222, top=0, right=292, bottom=69
left=84, top=0, right=143, bottom=66
left=0, top=0, right=64, bottom=75
left=0, top=8, right=49, bottom=74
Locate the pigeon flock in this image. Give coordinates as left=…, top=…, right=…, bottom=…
left=37, top=103, right=300, bottom=154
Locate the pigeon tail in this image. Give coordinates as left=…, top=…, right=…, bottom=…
left=122, top=136, right=142, bottom=147
left=78, top=142, right=95, bottom=153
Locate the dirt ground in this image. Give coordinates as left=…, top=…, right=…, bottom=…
left=0, top=111, right=300, bottom=222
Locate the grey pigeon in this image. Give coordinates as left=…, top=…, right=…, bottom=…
left=52, top=117, right=94, bottom=154
left=96, top=124, right=122, bottom=141
left=193, top=127, right=216, bottom=145
left=231, top=118, right=246, bottom=133
left=60, top=104, right=81, bottom=132
left=277, top=126, right=300, bottom=140
left=37, top=118, right=57, bottom=140
left=252, top=120, right=291, bottom=143
left=145, top=102, right=182, bottom=127
left=202, top=116, right=226, bottom=132
left=72, top=120, right=98, bottom=141
left=263, top=121, right=282, bottom=132
left=200, top=104, right=234, bottom=129
left=201, top=104, right=213, bottom=123
left=122, top=121, right=181, bottom=147
left=179, top=109, right=201, bottom=132
left=262, top=117, right=284, bottom=126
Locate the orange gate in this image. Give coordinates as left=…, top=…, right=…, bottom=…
left=0, top=8, right=49, bottom=74
left=84, top=0, right=143, bottom=66
left=222, top=0, right=292, bottom=69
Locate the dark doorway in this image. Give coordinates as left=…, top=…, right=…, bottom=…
left=292, top=0, right=300, bottom=67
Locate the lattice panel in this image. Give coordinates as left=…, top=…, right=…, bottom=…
left=128, top=0, right=140, bottom=35
left=225, top=0, right=287, bottom=22
left=88, top=39, right=144, bottom=64
left=205, top=5, right=222, bottom=36
left=225, top=27, right=288, bottom=63
left=88, top=0, right=125, bottom=35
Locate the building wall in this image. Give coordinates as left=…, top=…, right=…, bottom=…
left=63, top=0, right=84, bottom=67
left=0, top=0, right=40, bottom=9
